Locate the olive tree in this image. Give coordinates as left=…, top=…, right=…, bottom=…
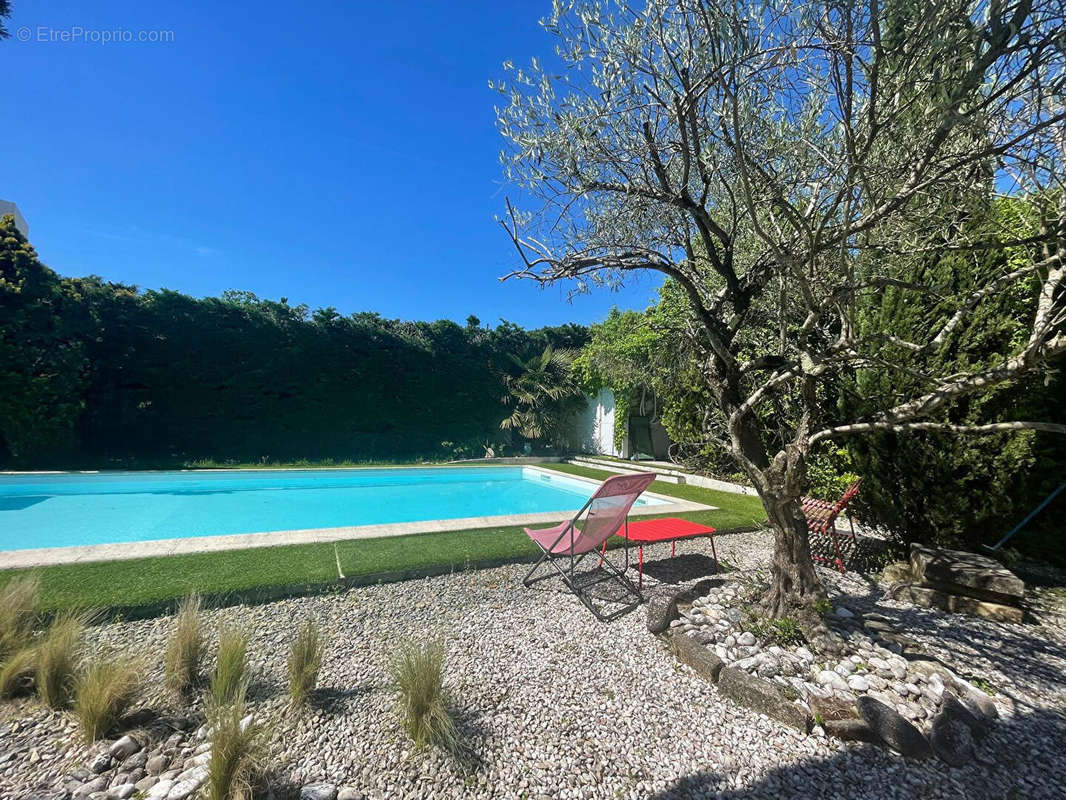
left=494, top=0, right=1066, bottom=623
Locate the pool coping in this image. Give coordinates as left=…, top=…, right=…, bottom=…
left=1, top=465, right=714, bottom=569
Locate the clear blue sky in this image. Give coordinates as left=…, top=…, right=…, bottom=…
left=2, top=0, right=661, bottom=327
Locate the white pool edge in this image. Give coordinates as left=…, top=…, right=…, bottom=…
left=1, top=465, right=713, bottom=568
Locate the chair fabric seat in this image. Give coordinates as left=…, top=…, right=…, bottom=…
left=524, top=521, right=604, bottom=555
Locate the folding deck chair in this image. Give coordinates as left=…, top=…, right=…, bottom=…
left=805, top=479, right=862, bottom=573
left=522, top=472, right=656, bottom=621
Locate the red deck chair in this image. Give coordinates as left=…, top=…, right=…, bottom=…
left=805, top=479, right=862, bottom=573
left=522, top=472, right=655, bottom=621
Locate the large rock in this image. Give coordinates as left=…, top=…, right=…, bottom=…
left=167, top=776, right=204, bottom=800
left=930, top=710, right=974, bottom=766
left=667, top=631, right=724, bottom=683
left=145, top=780, right=174, bottom=800
left=135, top=776, right=158, bottom=793
left=300, top=784, right=338, bottom=800
left=951, top=679, right=999, bottom=721
left=646, top=589, right=679, bottom=634
left=814, top=670, right=849, bottom=693
left=122, top=750, right=149, bottom=770
left=909, top=544, right=1024, bottom=602
left=717, top=666, right=811, bottom=733
left=109, top=735, right=141, bottom=760
left=889, top=584, right=1023, bottom=624
left=647, top=579, right=718, bottom=634
left=808, top=693, right=858, bottom=723
left=939, top=691, right=988, bottom=737
left=74, top=777, right=109, bottom=798
left=824, top=718, right=881, bottom=743
left=856, top=696, right=933, bottom=759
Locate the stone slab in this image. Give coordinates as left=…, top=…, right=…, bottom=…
left=856, top=696, right=933, bottom=759
left=717, top=666, right=811, bottom=733
left=890, top=583, right=1023, bottom=624
left=667, top=631, right=724, bottom=684
left=909, top=544, right=1024, bottom=601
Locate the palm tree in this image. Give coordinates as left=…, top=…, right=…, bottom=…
left=500, top=346, right=584, bottom=446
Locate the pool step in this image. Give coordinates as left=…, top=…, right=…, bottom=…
left=568, top=456, right=758, bottom=496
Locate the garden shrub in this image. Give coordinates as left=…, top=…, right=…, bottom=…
left=74, top=654, right=141, bottom=741
left=164, top=594, right=203, bottom=698
left=208, top=628, right=249, bottom=709
left=287, top=619, right=324, bottom=708
left=35, top=610, right=88, bottom=709
left=845, top=198, right=1065, bottom=561
left=388, top=639, right=460, bottom=756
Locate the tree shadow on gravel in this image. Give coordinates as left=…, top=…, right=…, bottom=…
left=645, top=706, right=1066, bottom=800
left=824, top=579, right=1066, bottom=704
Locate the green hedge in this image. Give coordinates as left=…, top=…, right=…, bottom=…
left=0, top=216, right=587, bottom=467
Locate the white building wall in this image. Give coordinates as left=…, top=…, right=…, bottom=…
left=574, top=388, right=622, bottom=456
left=0, top=200, right=29, bottom=238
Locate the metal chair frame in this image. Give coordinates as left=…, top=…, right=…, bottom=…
left=522, top=494, right=644, bottom=622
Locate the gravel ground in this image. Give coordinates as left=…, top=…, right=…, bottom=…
left=2, top=530, right=1065, bottom=799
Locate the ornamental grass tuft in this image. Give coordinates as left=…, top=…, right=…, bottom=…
left=208, top=627, right=250, bottom=709
left=206, top=688, right=268, bottom=800
left=388, top=639, right=460, bottom=756
left=73, top=654, right=142, bottom=742
left=164, top=594, right=204, bottom=698
left=35, top=610, right=89, bottom=709
left=0, top=575, right=40, bottom=659
left=287, top=618, right=324, bottom=709
left=0, top=646, right=37, bottom=699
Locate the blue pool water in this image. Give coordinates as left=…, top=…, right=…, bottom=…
left=0, top=467, right=665, bottom=552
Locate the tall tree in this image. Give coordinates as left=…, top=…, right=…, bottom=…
left=500, top=345, right=585, bottom=447
left=0, top=1, right=12, bottom=40
left=495, top=0, right=1065, bottom=626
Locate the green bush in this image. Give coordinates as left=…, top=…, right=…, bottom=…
left=0, top=575, right=39, bottom=659
left=0, top=646, right=37, bottom=699
left=206, top=690, right=267, bottom=800
left=845, top=197, right=1065, bottom=561
left=208, top=628, right=249, bottom=709
left=0, top=215, right=589, bottom=467
left=164, top=594, right=203, bottom=698
left=806, top=447, right=859, bottom=501
left=388, top=639, right=460, bottom=756
left=35, top=610, right=88, bottom=709
left=74, top=655, right=142, bottom=741
left=287, top=619, right=324, bottom=709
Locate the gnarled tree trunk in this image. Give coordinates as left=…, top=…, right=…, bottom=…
left=741, top=442, right=827, bottom=622
left=762, top=494, right=824, bottom=617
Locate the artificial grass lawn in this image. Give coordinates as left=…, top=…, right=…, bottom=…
left=0, top=463, right=767, bottom=614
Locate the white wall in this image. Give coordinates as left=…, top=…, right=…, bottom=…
left=575, top=388, right=621, bottom=456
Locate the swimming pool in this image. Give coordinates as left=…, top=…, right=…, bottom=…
left=0, top=466, right=671, bottom=553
